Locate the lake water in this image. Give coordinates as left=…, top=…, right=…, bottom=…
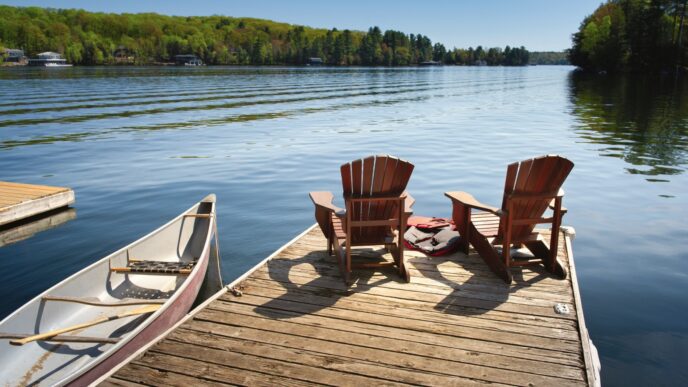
left=0, top=66, right=686, bottom=386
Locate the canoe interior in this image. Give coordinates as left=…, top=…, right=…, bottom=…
left=0, top=200, right=214, bottom=386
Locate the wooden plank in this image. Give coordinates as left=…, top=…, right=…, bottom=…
left=566, top=230, right=601, bottom=386
left=0, top=181, right=69, bottom=192
left=0, top=191, right=49, bottom=200
left=0, top=185, right=74, bottom=226
left=240, top=278, right=579, bottom=340
left=99, top=377, right=149, bottom=387
left=216, top=292, right=580, bottom=352
left=248, top=267, right=576, bottom=320
left=0, top=185, right=65, bottom=194
left=266, top=253, right=575, bottom=301
left=246, top=274, right=577, bottom=331
left=184, top=312, right=586, bottom=382
left=204, top=300, right=582, bottom=366
left=266, top=241, right=568, bottom=287
left=361, top=155, right=374, bottom=223
left=264, top=255, right=573, bottom=303
left=163, top=328, right=506, bottom=386
left=279, top=246, right=571, bottom=293
left=136, top=351, right=315, bottom=387
left=114, top=361, right=235, bottom=387
left=294, top=233, right=571, bottom=282
left=149, top=339, right=418, bottom=386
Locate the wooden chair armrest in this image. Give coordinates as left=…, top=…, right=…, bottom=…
left=444, top=191, right=500, bottom=215
left=309, top=191, right=344, bottom=213
left=548, top=199, right=568, bottom=214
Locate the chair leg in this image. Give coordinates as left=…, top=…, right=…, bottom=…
left=344, top=246, right=352, bottom=285
left=389, top=242, right=410, bottom=283
left=468, top=223, right=511, bottom=283
left=524, top=240, right=567, bottom=279
left=399, top=253, right=410, bottom=283
left=452, top=203, right=471, bottom=254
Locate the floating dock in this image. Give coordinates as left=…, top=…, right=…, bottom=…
left=102, top=224, right=599, bottom=386
left=0, top=181, right=74, bottom=227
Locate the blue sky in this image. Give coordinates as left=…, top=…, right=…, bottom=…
left=2, top=0, right=603, bottom=51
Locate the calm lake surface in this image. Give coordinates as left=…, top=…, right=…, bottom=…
left=0, top=66, right=686, bottom=385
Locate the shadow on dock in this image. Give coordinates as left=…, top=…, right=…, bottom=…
left=257, top=249, right=398, bottom=318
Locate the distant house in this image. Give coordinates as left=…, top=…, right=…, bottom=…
left=474, top=59, right=487, bottom=66
left=28, top=52, right=71, bottom=67
left=2, top=48, right=25, bottom=63
left=114, top=46, right=134, bottom=64
left=419, top=60, right=442, bottom=66
left=175, top=54, right=203, bottom=66
left=307, top=57, right=323, bottom=66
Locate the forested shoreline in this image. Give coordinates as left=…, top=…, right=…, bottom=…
left=569, top=0, right=688, bottom=73
left=0, top=5, right=539, bottom=66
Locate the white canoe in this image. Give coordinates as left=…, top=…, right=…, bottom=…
left=0, top=194, right=217, bottom=386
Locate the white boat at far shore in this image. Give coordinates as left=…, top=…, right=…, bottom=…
left=44, top=62, right=73, bottom=67
left=28, top=52, right=72, bottom=67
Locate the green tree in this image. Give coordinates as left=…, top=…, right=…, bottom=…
left=570, top=0, right=682, bottom=72
left=432, top=42, right=447, bottom=62
left=0, top=4, right=532, bottom=67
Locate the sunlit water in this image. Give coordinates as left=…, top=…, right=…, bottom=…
left=0, top=66, right=686, bottom=386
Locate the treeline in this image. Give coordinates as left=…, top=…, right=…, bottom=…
left=569, top=0, right=688, bottom=73
left=0, top=5, right=530, bottom=66
left=529, top=51, right=569, bottom=65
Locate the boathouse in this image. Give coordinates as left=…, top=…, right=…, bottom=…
left=2, top=48, right=25, bottom=63
left=175, top=54, right=203, bottom=66
left=114, top=46, right=134, bottom=64
left=28, top=51, right=69, bottom=66
left=308, top=57, right=324, bottom=66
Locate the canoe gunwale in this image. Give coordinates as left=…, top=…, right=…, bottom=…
left=0, top=195, right=217, bottom=386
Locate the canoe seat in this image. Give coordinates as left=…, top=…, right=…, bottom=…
left=111, top=259, right=197, bottom=275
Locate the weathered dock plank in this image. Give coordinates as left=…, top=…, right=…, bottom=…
left=0, top=181, right=74, bottom=226
left=104, top=225, right=595, bottom=386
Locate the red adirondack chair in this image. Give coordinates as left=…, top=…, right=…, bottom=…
left=309, top=155, right=415, bottom=284
left=445, top=155, right=574, bottom=283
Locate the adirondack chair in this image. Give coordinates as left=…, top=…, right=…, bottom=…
left=445, top=155, right=574, bottom=283
left=309, top=155, right=415, bottom=285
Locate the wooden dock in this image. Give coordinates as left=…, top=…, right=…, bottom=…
left=102, top=225, right=599, bottom=386
left=0, top=181, right=74, bottom=227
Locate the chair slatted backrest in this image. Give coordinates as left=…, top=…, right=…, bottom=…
left=499, top=155, right=574, bottom=240
left=340, top=155, right=414, bottom=243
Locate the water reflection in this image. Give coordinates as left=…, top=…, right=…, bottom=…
left=0, top=208, right=76, bottom=248
left=568, top=72, right=688, bottom=179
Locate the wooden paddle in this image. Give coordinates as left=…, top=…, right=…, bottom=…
left=10, top=304, right=161, bottom=346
